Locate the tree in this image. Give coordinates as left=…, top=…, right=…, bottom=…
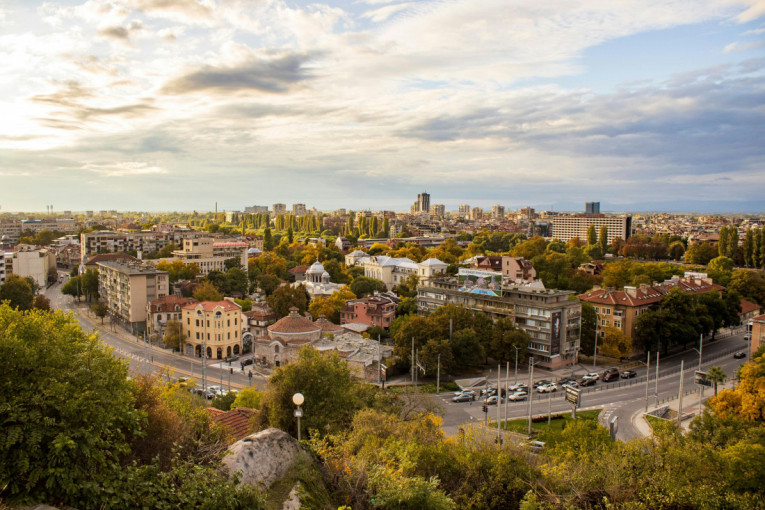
left=263, top=227, right=274, bottom=250
left=163, top=319, right=183, bottom=351
left=211, top=391, right=237, bottom=411
left=487, top=317, right=529, bottom=364
left=708, top=352, right=765, bottom=422
left=397, top=296, right=418, bottom=316
left=308, top=286, right=356, bottom=323
left=587, top=225, right=597, bottom=246
left=0, top=274, right=34, bottom=310
left=91, top=300, right=108, bottom=324
left=599, top=226, right=608, bottom=254
left=350, top=275, right=385, bottom=297
left=267, top=284, right=309, bottom=318
left=706, top=366, right=727, bottom=396
left=258, top=346, right=367, bottom=437
left=0, top=304, right=142, bottom=504
left=685, top=242, right=717, bottom=265
left=32, top=294, right=51, bottom=311
left=61, top=275, right=83, bottom=301
left=579, top=301, right=597, bottom=356
left=80, top=268, right=100, bottom=303
left=709, top=256, right=734, bottom=274
left=668, top=241, right=686, bottom=261
left=193, top=281, right=222, bottom=302
left=234, top=298, right=252, bottom=312
left=598, top=327, right=631, bottom=359
left=155, top=260, right=201, bottom=283
left=420, top=339, right=455, bottom=377
left=232, top=388, right=263, bottom=409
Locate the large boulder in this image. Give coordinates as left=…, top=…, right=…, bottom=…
left=221, top=428, right=309, bottom=490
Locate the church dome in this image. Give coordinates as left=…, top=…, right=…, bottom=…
left=306, top=260, right=325, bottom=274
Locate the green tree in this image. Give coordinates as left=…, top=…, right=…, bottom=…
left=668, top=240, right=686, bottom=261
left=267, top=284, right=309, bottom=318
left=598, top=226, right=608, bottom=254
left=743, top=228, right=755, bottom=267
left=706, top=366, right=727, bottom=396
left=579, top=301, right=597, bottom=356
left=155, top=260, right=201, bottom=283
left=163, top=319, right=183, bottom=351
left=685, top=242, right=717, bottom=265
left=259, top=347, right=366, bottom=438
left=419, top=339, right=455, bottom=377
left=0, top=304, right=142, bottom=504
left=81, top=268, right=100, bottom=303
left=232, top=388, right=263, bottom=409
left=263, top=227, right=274, bottom=250
left=487, top=317, right=529, bottom=364
left=193, top=281, right=222, bottom=301
left=586, top=225, right=597, bottom=246
left=350, top=275, right=385, bottom=297
left=709, top=255, right=734, bottom=274
left=61, top=275, right=83, bottom=301
left=90, top=299, right=108, bottom=324
left=0, top=274, right=34, bottom=310
left=211, top=391, right=237, bottom=411
left=598, top=327, right=631, bottom=358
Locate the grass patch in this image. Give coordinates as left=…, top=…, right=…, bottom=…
left=645, top=412, right=676, bottom=432
left=388, top=381, right=460, bottom=394
left=501, top=409, right=602, bottom=442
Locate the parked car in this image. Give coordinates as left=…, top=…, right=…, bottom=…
left=507, top=392, right=528, bottom=402
left=558, top=377, right=577, bottom=386
left=527, top=440, right=546, bottom=452
left=561, top=380, right=579, bottom=389
left=453, top=389, right=477, bottom=397
left=509, top=383, right=528, bottom=392
left=602, top=367, right=620, bottom=382
left=734, top=351, right=747, bottom=359
left=452, top=393, right=475, bottom=403
left=621, top=370, right=637, bottom=379
left=578, top=377, right=597, bottom=387
left=241, top=358, right=254, bottom=368
left=582, top=372, right=600, bottom=381
left=537, top=383, right=557, bottom=393
left=485, top=395, right=502, bottom=405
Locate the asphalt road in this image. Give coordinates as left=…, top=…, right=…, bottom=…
left=44, top=277, right=267, bottom=391
left=435, top=331, right=749, bottom=440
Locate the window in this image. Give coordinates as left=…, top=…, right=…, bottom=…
left=227, top=319, right=230, bottom=327
left=614, top=321, right=622, bottom=328
left=195, top=319, right=199, bottom=326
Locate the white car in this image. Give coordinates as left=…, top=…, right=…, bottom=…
left=582, top=372, right=600, bottom=381
left=507, top=392, right=528, bottom=402
left=537, top=383, right=558, bottom=393
left=453, top=389, right=477, bottom=397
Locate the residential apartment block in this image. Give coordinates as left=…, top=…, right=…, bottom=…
left=429, top=204, right=445, bottom=217
left=171, top=237, right=248, bottom=275
left=147, top=295, right=197, bottom=340
left=292, top=203, right=307, bottom=216
left=340, top=295, right=397, bottom=330
left=418, top=278, right=580, bottom=369
left=97, top=260, right=169, bottom=332
left=12, top=245, right=56, bottom=288
left=551, top=214, right=632, bottom=244
left=272, top=203, right=287, bottom=216
left=181, top=300, right=243, bottom=359
left=458, top=204, right=470, bottom=217
left=749, top=314, right=765, bottom=358
left=80, top=230, right=203, bottom=262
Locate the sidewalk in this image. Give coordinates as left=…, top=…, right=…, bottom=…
left=630, top=380, right=737, bottom=437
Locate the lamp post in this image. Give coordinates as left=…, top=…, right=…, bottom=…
left=513, top=345, right=520, bottom=384
left=292, top=393, right=304, bottom=442
left=593, top=320, right=599, bottom=368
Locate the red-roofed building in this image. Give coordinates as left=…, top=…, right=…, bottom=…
left=579, top=272, right=726, bottom=349
left=147, top=295, right=197, bottom=340
left=181, top=300, right=243, bottom=359
left=207, top=407, right=257, bottom=442
left=740, top=299, right=761, bottom=323
left=340, top=295, right=397, bottom=330
left=749, top=314, right=765, bottom=358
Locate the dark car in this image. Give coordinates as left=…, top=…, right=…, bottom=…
left=621, top=370, right=637, bottom=379
left=602, top=367, right=620, bottom=382
left=734, top=351, right=747, bottom=359
left=578, top=377, right=596, bottom=387
left=241, top=358, right=254, bottom=368
left=558, top=377, right=577, bottom=386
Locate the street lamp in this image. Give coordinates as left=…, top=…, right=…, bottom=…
left=292, top=393, right=304, bottom=442
left=513, top=345, right=520, bottom=384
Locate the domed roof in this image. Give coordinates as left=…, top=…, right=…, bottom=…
left=267, top=307, right=321, bottom=335
left=322, top=271, right=330, bottom=278
left=306, top=260, right=325, bottom=274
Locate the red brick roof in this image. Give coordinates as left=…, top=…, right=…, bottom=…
left=267, top=309, right=321, bottom=334
left=289, top=265, right=310, bottom=274
left=314, top=316, right=344, bottom=332
left=149, top=295, right=197, bottom=313
left=741, top=299, right=761, bottom=316
left=182, top=300, right=241, bottom=312
left=84, top=253, right=138, bottom=265
left=209, top=407, right=256, bottom=441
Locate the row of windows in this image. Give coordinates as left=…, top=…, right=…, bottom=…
left=187, top=330, right=239, bottom=340
left=186, top=317, right=238, bottom=327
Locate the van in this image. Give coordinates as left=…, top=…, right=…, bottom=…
left=602, top=367, right=620, bottom=382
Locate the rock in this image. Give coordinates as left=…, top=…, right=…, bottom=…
left=282, top=483, right=302, bottom=510
left=221, top=428, right=308, bottom=490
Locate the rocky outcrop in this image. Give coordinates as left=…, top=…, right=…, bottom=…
left=221, top=428, right=309, bottom=490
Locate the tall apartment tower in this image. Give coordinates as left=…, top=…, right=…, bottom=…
left=585, top=202, right=600, bottom=214
left=458, top=204, right=470, bottom=217
left=417, top=193, right=430, bottom=213
left=491, top=205, right=505, bottom=218
left=272, top=203, right=287, bottom=216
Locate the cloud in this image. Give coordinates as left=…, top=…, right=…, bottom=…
left=126, top=0, right=214, bottom=24
left=731, top=0, right=765, bottom=22
left=723, top=40, right=765, bottom=52
left=81, top=161, right=167, bottom=177
left=97, top=20, right=145, bottom=42
left=361, top=3, right=415, bottom=23
left=161, top=52, right=315, bottom=94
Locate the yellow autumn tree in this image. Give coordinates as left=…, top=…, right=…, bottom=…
left=708, top=353, right=765, bottom=422
left=308, top=286, right=356, bottom=323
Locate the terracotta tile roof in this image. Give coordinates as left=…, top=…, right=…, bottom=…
left=182, top=300, right=242, bottom=312
left=149, top=295, right=197, bottom=313
left=267, top=309, right=321, bottom=334
left=209, top=407, right=257, bottom=441
left=579, top=287, right=665, bottom=307
left=206, top=407, right=225, bottom=416
left=314, top=317, right=344, bottom=332
left=289, top=265, right=310, bottom=274
left=741, top=299, right=761, bottom=316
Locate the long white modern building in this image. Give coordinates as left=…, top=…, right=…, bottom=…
left=551, top=215, right=632, bottom=244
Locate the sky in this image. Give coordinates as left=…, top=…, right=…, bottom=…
left=1, top=0, right=764, bottom=214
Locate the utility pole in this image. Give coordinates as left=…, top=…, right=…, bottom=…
left=202, top=314, right=207, bottom=392
left=644, top=351, right=650, bottom=412
left=513, top=346, right=520, bottom=384
left=504, top=361, right=510, bottom=428
left=378, top=334, right=382, bottom=387
left=654, top=351, right=660, bottom=408
left=436, top=354, right=441, bottom=394
left=677, top=360, right=684, bottom=424
left=593, top=320, right=599, bottom=368
left=698, top=334, right=703, bottom=416
left=547, top=391, right=552, bottom=427
left=527, top=358, right=534, bottom=436
left=497, top=365, right=501, bottom=443
left=411, top=337, right=415, bottom=386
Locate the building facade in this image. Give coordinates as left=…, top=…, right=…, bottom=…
left=418, top=278, right=580, bottom=369
left=458, top=204, right=470, bottom=218
left=340, top=295, right=397, bottom=330
left=272, top=203, right=287, bottom=216
left=12, top=245, right=56, bottom=288
left=551, top=215, right=632, bottom=244
left=98, top=260, right=169, bottom=332
left=171, top=238, right=248, bottom=275
left=429, top=204, right=445, bottom=217
left=147, top=295, right=197, bottom=340
left=749, top=314, right=765, bottom=358
left=492, top=205, right=505, bottom=218
left=181, top=300, right=244, bottom=359
left=416, top=193, right=430, bottom=214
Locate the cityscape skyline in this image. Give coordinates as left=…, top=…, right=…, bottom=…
left=1, top=1, right=764, bottom=213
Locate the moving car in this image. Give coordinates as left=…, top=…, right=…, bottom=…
left=558, top=377, right=577, bottom=386
left=561, top=380, right=579, bottom=389
left=509, top=383, right=528, bottom=392
left=621, top=370, right=637, bottom=379
left=507, top=392, right=528, bottom=402
left=582, top=372, right=600, bottom=381
left=602, top=367, right=620, bottom=382
left=578, top=377, right=597, bottom=387
left=452, top=393, right=475, bottom=403
left=485, top=395, right=502, bottom=405
left=733, top=351, right=747, bottom=359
